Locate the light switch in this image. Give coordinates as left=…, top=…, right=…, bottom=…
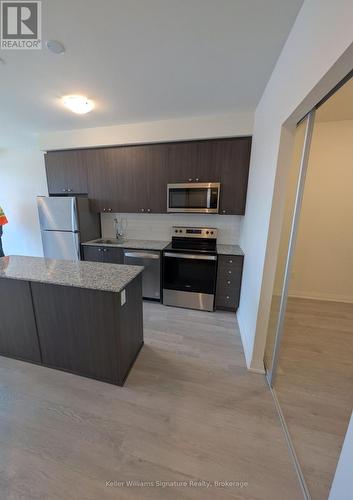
left=121, top=289, right=126, bottom=306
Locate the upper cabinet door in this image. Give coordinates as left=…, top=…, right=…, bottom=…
left=123, top=144, right=168, bottom=213
left=166, top=140, right=224, bottom=183
left=45, top=150, right=88, bottom=195
left=166, top=141, right=199, bottom=182
left=195, top=141, right=223, bottom=182
left=218, top=137, right=252, bottom=215
left=87, top=148, right=124, bottom=213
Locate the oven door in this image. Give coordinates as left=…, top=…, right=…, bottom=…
left=167, top=183, right=220, bottom=213
left=163, top=252, right=217, bottom=311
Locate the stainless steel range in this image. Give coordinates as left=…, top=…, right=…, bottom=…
left=162, top=226, right=218, bottom=312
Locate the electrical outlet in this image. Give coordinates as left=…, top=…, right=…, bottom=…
left=121, top=289, right=126, bottom=306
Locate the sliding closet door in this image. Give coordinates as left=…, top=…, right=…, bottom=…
left=264, top=111, right=315, bottom=384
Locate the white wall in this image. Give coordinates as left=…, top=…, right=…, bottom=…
left=289, top=120, right=353, bottom=303
left=238, top=0, right=353, bottom=370
left=101, top=212, right=241, bottom=244
left=39, top=112, right=253, bottom=151
left=0, top=145, right=47, bottom=257
left=329, top=412, right=353, bottom=500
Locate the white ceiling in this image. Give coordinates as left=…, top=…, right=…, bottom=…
left=0, top=0, right=303, bottom=145
left=316, top=76, right=353, bottom=122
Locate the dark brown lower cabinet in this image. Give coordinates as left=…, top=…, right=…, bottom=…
left=31, top=276, right=143, bottom=385
left=82, top=245, right=124, bottom=264
left=215, top=255, right=244, bottom=311
left=0, top=278, right=41, bottom=362
left=0, top=276, right=143, bottom=386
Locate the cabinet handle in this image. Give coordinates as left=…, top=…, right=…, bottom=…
left=226, top=296, right=230, bottom=300
left=195, top=177, right=199, bottom=182
left=147, top=208, right=151, bottom=213
left=188, top=178, right=193, bottom=182
left=141, top=208, right=145, bottom=212
left=228, top=270, right=232, bottom=274
left=98, top=248, right=102, bottom=252
left=229, top=259, right=233, bottom=264
left=227, top=280, right=231, bottom=285
left=103, top=248, right=107, bottom=252
left=222, top=209, right=226, bottom=214
left=67, top=188, right=72, bottom=192
left=108, top=208, right=112, bottom=212
left=62, top=188, right=66, bottom=192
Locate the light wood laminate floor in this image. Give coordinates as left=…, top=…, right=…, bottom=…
left=275, top=297, right=353, bottom=500
left=0, top=302, right=302, bottom=500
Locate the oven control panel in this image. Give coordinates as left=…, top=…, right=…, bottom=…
left=172, top=226, right=218, bottom=239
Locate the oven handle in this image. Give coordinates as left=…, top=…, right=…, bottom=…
left=164, top=252, right=217, bottom=261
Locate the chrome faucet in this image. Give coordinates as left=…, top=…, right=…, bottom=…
left=114, top=217, right=127, bottom=242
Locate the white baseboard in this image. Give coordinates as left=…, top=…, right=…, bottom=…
left=248, top=366, right=266, bottom=374
left=236, top=315, right=266, bottom=374
left=288, top=290, right=353, bottom=304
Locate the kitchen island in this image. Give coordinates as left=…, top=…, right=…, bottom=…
left=0, top=256, right=144, bottom=386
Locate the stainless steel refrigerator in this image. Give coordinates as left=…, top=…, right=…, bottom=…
left=37, top=196, right=100, bottom=260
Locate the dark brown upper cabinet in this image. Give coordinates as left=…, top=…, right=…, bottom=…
left=166, top=138, right=251, bottom=214
left=45, top=137, right=251, bottom=216
left=87, top=144, right=168, bottom=214
left=115, top=143, right=168, bottom=214
left=45, top=150, right=88, bottom=195
left=86, top=147, right=125, bottom=213
left=166, top=141, right=220, bottom=183
left=218, top=137, right=252, bottom=215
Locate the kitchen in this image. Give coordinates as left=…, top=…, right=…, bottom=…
left=0, top=137, right=249, bottom=386
left=4, top=1, right=347, bottom=498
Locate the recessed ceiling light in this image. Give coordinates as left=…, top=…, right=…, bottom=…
left=62, top=95, right=94, bottom=114
left=46, top=40, right=65, bottom=54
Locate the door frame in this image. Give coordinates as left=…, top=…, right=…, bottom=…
left=266, top=110, right=316, bottom=386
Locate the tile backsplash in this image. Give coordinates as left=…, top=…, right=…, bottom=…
left=101, top=213, right=241, bottom=244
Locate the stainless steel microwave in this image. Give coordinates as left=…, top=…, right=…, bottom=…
left=167, top=182, right=221, bottom=213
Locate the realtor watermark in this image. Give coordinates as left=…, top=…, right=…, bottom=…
left=1, top=1, right=41, bottom=49
left=105, top=480, right=249, bottom=489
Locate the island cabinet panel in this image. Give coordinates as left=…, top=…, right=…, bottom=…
left=0, top=278, right=41, bottom=363
left=116, top=275, right=144, bottom=383
left=30, top=277, right=143, bottom=386
left=45, top=150, right=88, bottom=195
left=31, top=282, right=121, bottom=384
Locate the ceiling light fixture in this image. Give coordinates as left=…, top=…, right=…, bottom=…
left=62, top=95, right=94, bottom=114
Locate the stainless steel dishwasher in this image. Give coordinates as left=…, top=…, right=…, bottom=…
left=123, top=250, right=161, bottom=300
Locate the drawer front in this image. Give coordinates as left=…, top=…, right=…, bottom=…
left=216, top=255, right=243, bottom=310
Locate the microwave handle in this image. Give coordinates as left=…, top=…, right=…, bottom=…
left=207, top=187, right=211, bottom=208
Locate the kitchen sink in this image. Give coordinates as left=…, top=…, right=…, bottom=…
left=93, top=238, right=120, bottom=245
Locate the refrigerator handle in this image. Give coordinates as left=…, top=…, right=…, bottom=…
left=73, top=233, right=80, bottom=260
left=71, top=197, right=78, bottom=232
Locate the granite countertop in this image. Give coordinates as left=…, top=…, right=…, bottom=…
left=217, top=244, right=244, bottom=256
left=0, top=256, right=143, bottom=293
left=82, top=238, right=170, bottom=251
